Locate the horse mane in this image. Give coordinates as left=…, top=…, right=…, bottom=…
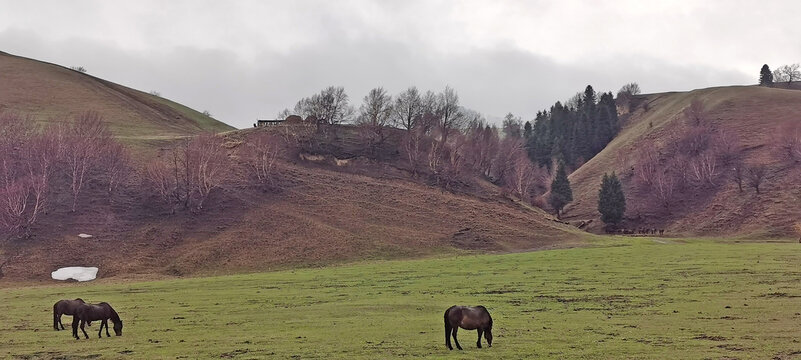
left=101, top=303, right=121, bottom=323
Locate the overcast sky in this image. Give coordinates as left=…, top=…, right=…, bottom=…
left=1, top=0, right=800, bottom=128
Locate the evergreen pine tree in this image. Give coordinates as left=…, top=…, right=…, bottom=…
left=549, top=162, right=573, bottom=218
left=523, top=121, right=532, bottom=139
left=598, top=172, right=626, bottom=227
left=760, top=64, right=773, bottom=87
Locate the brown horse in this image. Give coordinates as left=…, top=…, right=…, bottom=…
left=444, top=305, right=493, bottom=350
left=53, top=298, right=90, bottom=331
left=72, top=302, right=123, bottom=340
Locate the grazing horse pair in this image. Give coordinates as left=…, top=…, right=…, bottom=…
left=53, top=298, right=90, bottom=331
left=71, top=302, right=123, bottom=339
left=444, top=305, right=493, bottom=350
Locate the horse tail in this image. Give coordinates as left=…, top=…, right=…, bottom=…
left=444, top=307, right=452, bottom=347
left=53, top=302, right=59, bottom=330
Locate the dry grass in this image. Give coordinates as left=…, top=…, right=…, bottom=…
left=566, top=85, right=801, bottom=237
left=0, top=126, right=587, bottom=281
left=0, top=51, right=233, bottom=141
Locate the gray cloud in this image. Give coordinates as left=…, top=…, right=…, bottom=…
left=0, top=1, right=789, bottom=128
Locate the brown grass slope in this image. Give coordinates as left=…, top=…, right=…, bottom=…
left=0, top=125, right=585, bottom=282
left=565, top=85, right=801, bottom=237
left=0, top=51, right=233, bottom=140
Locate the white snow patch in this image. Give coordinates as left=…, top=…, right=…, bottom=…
left=51, top=267, right=98, bottom=282
left=77, top=234, right=93, bottom=238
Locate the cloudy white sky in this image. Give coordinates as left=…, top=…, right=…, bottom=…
left=1, top=0, right=799, bottom=128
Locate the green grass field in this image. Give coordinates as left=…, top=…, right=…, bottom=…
left=2, top=238, right=801, bottom=359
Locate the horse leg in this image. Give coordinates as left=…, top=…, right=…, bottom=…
left=104, top=319, right=111, bottom=337
left=72, top=317, right=80, bottom=340
left=98, top=320, right=104, bottom=338
left=80, top=320, right=89, bottom=339
left=476, top=328, right=483, bottom=348
left=59, top=315, right=65, bottom=330
left=452, top=327, right=463, bottom=350
left=445, top=322, right=453, bottom=350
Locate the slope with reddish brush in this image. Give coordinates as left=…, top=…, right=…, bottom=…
left=565, top=85, right=801, bottom=237
left=0, top=128, right=584, bottom=281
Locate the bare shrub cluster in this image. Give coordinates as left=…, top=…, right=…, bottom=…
left=0, top=112, right=130, bottom=236
left=631, top=100, right=744, bottom=211
left=145, top=134, right=231, bottom=213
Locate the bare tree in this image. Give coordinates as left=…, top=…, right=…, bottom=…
left=145, top=134, right=231, bottom=212
left=746, top=165, right=767, bottom=194
left=634, top=141, right=659, bottom=186
left=145, top=158, right=178, bottom=213
left=186, top=134, right=230, bottom=210
left=653, top=171, right=675, bottom=211
left=392, top=87, right=424, bottom=131
left=293, top=86, right=353, bottom=125
left=492, top=137, right=525, bottom=184
left=464, top=121, right=498, bottom=178
left=356, top=87, right=393, bottom=155
left=99, top=141, right=131, bottom=197
left=776, top=64, right=801, bottom=83
left=616, top=82, right=641, bottom=111
left=242, top=132, right=284, bottom=187
left=618, top=82, right=641, bottom=96
left=436, top=134, right=468, bottom=189
left=689, top=148, right=719, bottom=185
left=0, top=113, right=56, bottom=235
left=434, top=86, right=465, bottom=144
left=401, top=127, right=427, bottom=176
left=777, top=122, right=801, bottom=163
left=60, top=111, right=113, bottom=212
left=418, top=90, right=439, bottom=134
left=506, top=153, right=541, bottom=199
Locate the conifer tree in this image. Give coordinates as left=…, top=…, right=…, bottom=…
left=523, top=121, right=532, bottom=139
left=598, top=172, right=626, bottom=227
left=549, top=162, right=573, bottom=218
left=760, top=64, right=773, bottom=87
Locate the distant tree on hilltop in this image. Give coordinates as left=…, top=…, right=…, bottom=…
left=774, top=64, right=801, bottom=84
left=293, top=86, right=353, bottom=125
left=759, top=64, right=773, bottom=87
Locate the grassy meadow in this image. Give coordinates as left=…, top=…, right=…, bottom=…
left=2, top=238, right=801, bottom=359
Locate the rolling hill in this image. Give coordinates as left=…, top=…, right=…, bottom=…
left=0, top=51, right=585, bottom=281
left=0, top=51, right=234, bottom=141
left=565, top=85, right=801, bottom=237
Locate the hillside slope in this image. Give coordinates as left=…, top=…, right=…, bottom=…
left=565, top=85, right=801, bottom=237
left=0, top=157, right=585, bottom=281
left=0, top=51, right=233, bottom=140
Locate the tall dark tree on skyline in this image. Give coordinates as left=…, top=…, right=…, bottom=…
left=759, top=64, right=773, bottom=87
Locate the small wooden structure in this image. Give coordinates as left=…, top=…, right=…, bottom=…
left=255, top=119, right=284, bottom=127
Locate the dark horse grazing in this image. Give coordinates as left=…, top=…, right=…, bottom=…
left=444, top=305, right=493, bottom=350
left=53, top=298, right=90, bottom=330
left=72, top=302, right=123, bottom=340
